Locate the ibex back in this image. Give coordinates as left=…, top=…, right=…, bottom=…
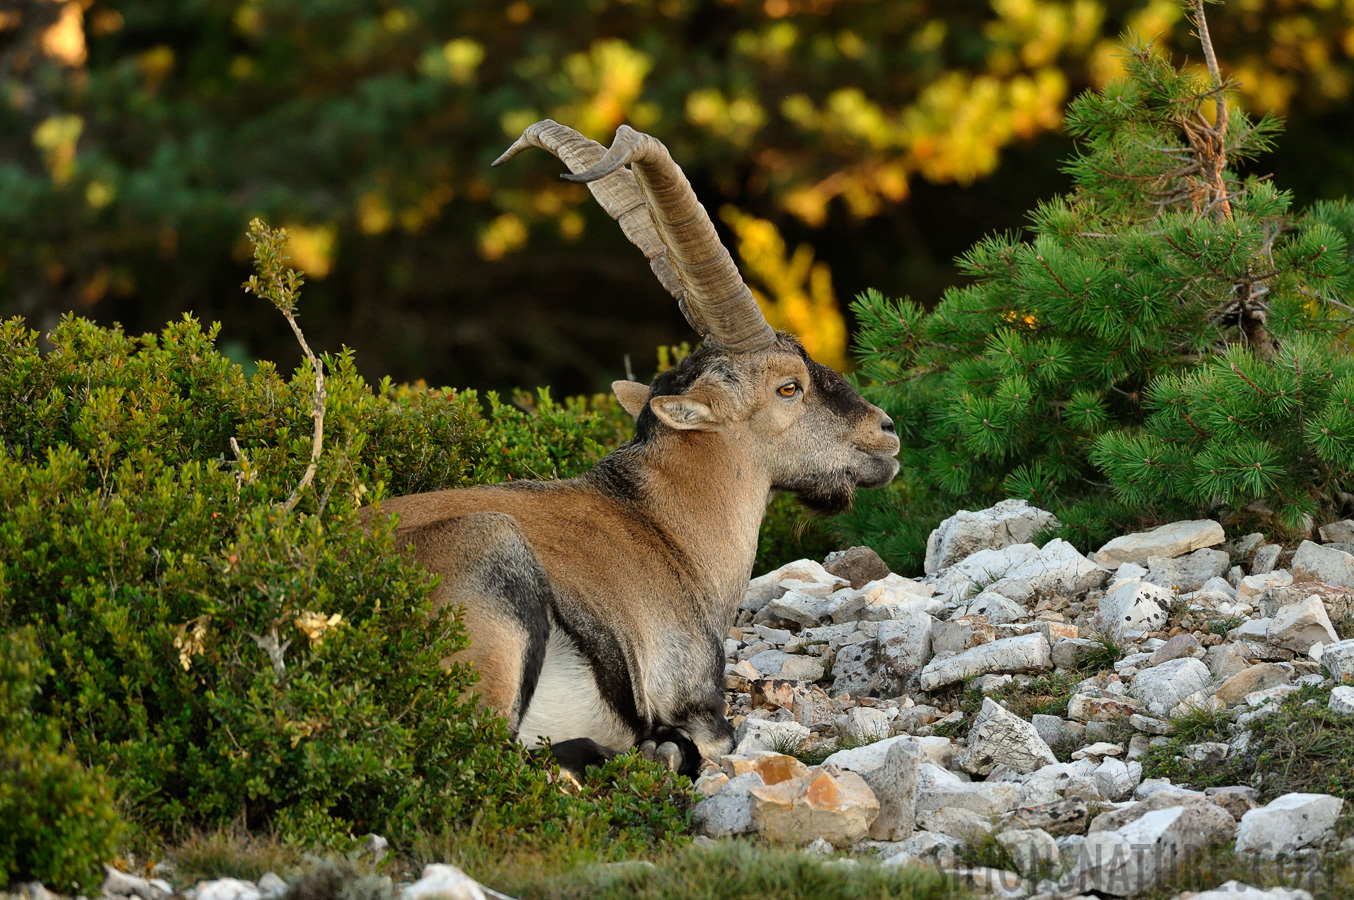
left=366, top=121, right=899, bottom=776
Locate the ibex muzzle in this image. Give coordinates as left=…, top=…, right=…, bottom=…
left=367, top=121, right=899, bottom=775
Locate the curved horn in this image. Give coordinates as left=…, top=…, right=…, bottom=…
left=493, top=120, right=700, bottom=332
left=497, top=121, right=776, bottom=352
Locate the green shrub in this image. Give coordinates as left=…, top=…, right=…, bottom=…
left=0, top=628, right=124, bottom=893
left=841, top=34, right=1354, bottom=571
left=0, top=230, right=691, bottom=851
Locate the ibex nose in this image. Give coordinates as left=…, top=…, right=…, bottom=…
left=881, top=416, right=896, bottom=434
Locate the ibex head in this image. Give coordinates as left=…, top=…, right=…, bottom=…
left=494, top=121, right=899, bottom=514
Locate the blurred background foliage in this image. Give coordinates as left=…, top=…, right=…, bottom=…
left=3, top=0, right=1354, bottom=395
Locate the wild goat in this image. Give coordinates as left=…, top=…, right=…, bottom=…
left=366, top=121, right=899, bottom=775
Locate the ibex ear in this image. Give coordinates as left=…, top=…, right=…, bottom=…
left=611, top=380, right=651, bottom=419
left=648, top=393, right=719, bottom=431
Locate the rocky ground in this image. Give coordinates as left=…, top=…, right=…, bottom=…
left=11, top=501, right=1354, bottom=900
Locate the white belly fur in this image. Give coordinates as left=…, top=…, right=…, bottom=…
left=516, top=628, right=635, bottom=752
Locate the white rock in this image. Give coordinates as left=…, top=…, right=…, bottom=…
left=1291, top=540, right=1354, bottom=587
left=692, top=772, right=763, bottom=837
left=762, top=589, right=847, bottom=628
left=1319, top=638, right=1354, bottom=682
left=1144, top=548, right=1230, bottom=592
left=986, top=539, right=1109, bottom=602
left=865, top=737, right=920, bottom=841
left=918, top=632, right=1052, bottom=690
left=924, top=499, right=1060, bottom=575
left=929, top=543, right=1040, bottom=600
left=995, top=827, right=1061, bottom=879
left=822, top=734, right=914, bottom=774
left=878, top=831, right=963, bottom=869
left=1329, top=685, right=1354, bottom=715
left=749, top=767, right=879, bottom=846
left=1252, top=544, right=1283, bottom=575
left=915, top=807, right=995, bottom=840
left=838, top=706, right=892, bottom=742
left=742, top=560, right=846, bottom=612
left=403, top=865, right=486, bottom=900
left=102, top=868, right=172, bottom=900
left=953, top=591, right=1029, bottom=625
left=958, top=698, right=1058, bottom=776
left=1266, top=595, right=1339, bottom=652
left=1237, top=570, right=1293, bottom=603
left=1130, top=657, right=1211, bottom=717
left=1060, top=806, right=1199, bottom=896
left=1235, top=792, right=1345, bottom=856
left=1320, top=519, right=1354, bottom=543
left=733, top=718, right=811, bottom=755
left=257, top=873, right=287, bottom=900
left=915, top=780, right=1022, bottom=817
left=1093, top=520, right=1225, bottom=569
left=1185, top=882, right=1315, bottom=900
left=874, top=612, right=935, bottom=691
left=195, top=880, right=264, bottom=900
left=1092, top=757, right=1138, bottom=801
left=1095, top=578, right=1171, bottom=641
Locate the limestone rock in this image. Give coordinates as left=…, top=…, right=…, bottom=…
left=1235, top=792, right=1345, bottom=856
left=837, top=706, right=892, bottom=742
left=864, top=738, right=920, bottom=841
left=985, top=538, right=1109, bottom=602
left=195, top=880, right=264, bottom=900
left=403, top=865, right=486, bottom=900
left=931, top=615, right=995, bottom=655
left=918, top=632, right=1053, bottom=690
left=1184, top=882, right=1315, bottom=900
left=1291, top=540, right=1354, bottom=587
left=995, top=827, right=1061, bottom=879
left=924, top=499, right=1060, bottom=575
left=1214, top=663, right=1293, bottom=707
left=1087, top=790, right=1234, bottom=839
left=692, top=772, right=763, bottom=837
left=998, top=796, right=1092, bottom=836
left=1237, top=570, right=1293, bottom=604
left=746, top=649, right=826, bottom=682
left=761, top=589, right=847, bottom=628
left=1329, top=685, right=1354, bottom=714
left=1130, top=657, right=1211, bottom=717
left=733, top=718, right=811, bottom=755
left=915, top=807, right=995, bottom=840
left=1144, top=548, right=1230, bottom=593
left=1259, top=583, right=1354, bottom=620
left=1319, top=638, right=1354, bottom=682
left=1095, top=578, right=1171, bottom=641
left=874, top=612, right=934, bottom=692
left=953, top=591, right=1029, bottom=625
left=1148, top=633, right=1203, bottom=666
left=1093, top=520, right=1225, bottom=569
left=824, top=546, right=892, bottom=588
left=958, top=698, right=1059, bottom=776
left=1266, top=595, right=1338, bottom=652
left=829, top=638, right=882, bottom=696
left=742, top=560, right=847, bottom=612
left=1060, top=805, right=1212, bottom=896
left=1251, top=544, right=1283, bottom=575
left=102, top=868, right=173, bottom=900
left=1319, top=519, right=1354, bottom=543
left=749, top=767, right=880, bottom=846
left=915, top=780, right=1022, bottom=817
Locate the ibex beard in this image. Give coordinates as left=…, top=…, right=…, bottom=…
left=364, top=121, right=900, bottom=777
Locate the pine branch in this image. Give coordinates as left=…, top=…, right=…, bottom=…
left=1189, top=0, right=1233, bottom=221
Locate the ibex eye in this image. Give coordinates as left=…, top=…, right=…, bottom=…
left=778, top=383, right=800, bottom=397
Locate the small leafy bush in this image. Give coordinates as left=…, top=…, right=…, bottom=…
left=0, top=628, right=124, bottom=893
left=841, top=34, right=1354, bottom=570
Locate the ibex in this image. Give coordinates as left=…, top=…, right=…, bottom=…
left=367, top=121, right=899, bottom=776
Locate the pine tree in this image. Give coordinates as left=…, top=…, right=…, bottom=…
left=846, top=1, right=1354, bottom=569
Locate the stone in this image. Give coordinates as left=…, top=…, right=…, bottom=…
left=918, top=632, right=1053, bottom=690
left=864, top=738, right=920, bottom=840
left=719, top=752, right=809, bottom=784
left=1095, top=578, right=1171, bottom=641
left=1267, top=595, right=1339, bottom=652
left=1060, top=806, right=1211, bottom=896
left=958, top=698, right=1059, bottom=776
left=1031, top=713, right=1082, bottom=748
left=1071, top=741, right=1124, bottom=760
left=1067, top=692, right=1142, bottom=723
left=878, top=830, right=963, bottom=868
left=874, top=612, right=934, bottom=692
left=1184, top=882, right=1316, bottom=900
left=1235, top=792, right=1345, bottom=856
left=824, top=546, right=891, bottom=588
left=1148, top=633, right=1203, bottom=666
left=915, top=780, right=1022, bottom=817
left=1251, top=544, right=1283, bottom=575
left=1237, top=570, right=1293, bottom=603
left=761, top=589, right=847, bottom=628
left=837, top=706, right=892, bottom=742
left=915, top=807, right=995, bottom=840
left=995, top=827, right=1061, bottom=879
left=692, top=772, right=763, bottom=837
left=742, top=559, right=846, bottom=612
left=1017, top=762, right=1102, bottom=807
left=985, top=539, right=1109, bottom=602
left=1130, top=657, right=1211, bottom=716
left=1144, top=548, right=1231, bottom=592
left=1092, top=757, right=1137, bottom=801
left=953, top=591, right=1029, bottom=625
left=1087, top=791, right=1234, bottom=839
left=1319, top=638, right=1354, bottom=682
left=102, top=868, right=173, bottom=900
left=829, top=639, right=881, bottom=696
left=1234, top=532, right=1267, bottom=556
left=1214, top=663, right=1293, bottom=707
left=822, top=734, right=915, bottom=774
left=1052, top=637, right=1106, bottom=669
left=1291, top=540, right=1354, bottom=587
left=195, top=880, right=264, bottom=900
left=1259, top=583, right=1354, bottom=620
left=931, top=615, right=996, bottom=655
left=1330, top=685, right=1354, bottom=714
left=998, top=797, right=1092, bottom=836
left=733, top=718, right=811, bottom=755
left=1208, top=644, right=1253, bottom=681
left=1319, top=519, right=1354, bottom=543
left=924, top=499, right=1060, bottom=575
left=830, top=578, right=940, bottom=623
left=749, top=767, right=880, bottom=846
left=746, top=650, right=826, bottom=682
left=403, top=865, right=487, bottom=900
left=1206, top=786, right=1262, bottom=820
left=1093, top=520, right=1225, bottom=569
left=257, top=874, right=287, bottom=900
left=946, top=868, right=1028, bottom=900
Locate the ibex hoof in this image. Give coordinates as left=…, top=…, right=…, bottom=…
left=656, top=741, right=682, bottom=772
left=638, top=739, right=658, bottom=760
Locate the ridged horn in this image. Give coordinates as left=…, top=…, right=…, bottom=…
left=495, top=120, right=776, bottom=352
